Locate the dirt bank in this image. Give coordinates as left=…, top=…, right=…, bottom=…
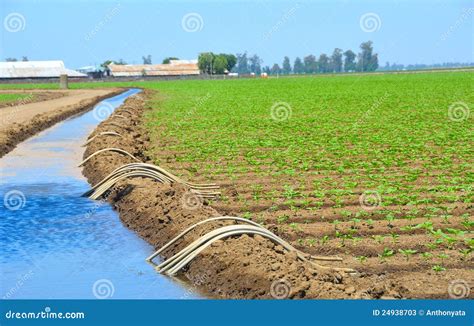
left=0, top=88, right=123, bottom=157
left=80, top=90, right=415, bottom=299
left=0, top=90, right=65, bottom=108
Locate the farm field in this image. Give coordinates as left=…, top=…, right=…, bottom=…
left=138, top=72, right=473, bottom=295
left=2, top=71, right=473, bottom=297
left=0, top=93, right=29, bottom=102
left=0, top=93, right=31, bottom=106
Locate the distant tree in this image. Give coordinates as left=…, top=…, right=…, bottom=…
left=262, top=66, right=271, bottom=74
left=142, top=55, right=152, bottom=64
left=235, top=52, right=249, bottom=74
left=303, top=55, right=317, bottom=74
left=5, top=58, right=17, bottom=62
left=21, top=56, right=28, bottom=62
left=343, top=50, right=356, bottom=72
left=249, top=54, right=262, bottom=74
left=369, top=53, right=379, bottom=72
left=116, top=59, right=127, bottom=65
left=293, top=57, right=304, bottom=74
left=356, top=41, right=378, bottom=72
left=213, top=54, right=228, bottom=74
left=198, top=52, right=215, bottom=74
left=101, top=60, right=114, bottom=68
left=221, top=54, right=237, bottom=72
left=270, top=63, right=281, bottom=75
left=390, top=62, right=405, bottom=70
left=330, top=48, right=343, bottom=73
left=162, top=57, right=179, bottom=64
left=282, top=56, right=292, bottom=74
left=318, top=54, right=330, bottom=73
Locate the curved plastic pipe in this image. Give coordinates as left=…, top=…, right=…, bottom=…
left=146, top=216, right=261, bottom=261
left=82, top=163, right=220, bottom=199
left=82, top=131, right=122, bottom=147
left=154, top=224, right=354, bottom=275
left=78, top=148, right=140, bottom=167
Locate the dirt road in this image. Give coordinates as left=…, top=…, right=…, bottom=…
left=0, top=88, right=123, bottom=157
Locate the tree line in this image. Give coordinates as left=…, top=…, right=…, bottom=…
left=198, top=41, right=379, bottom=75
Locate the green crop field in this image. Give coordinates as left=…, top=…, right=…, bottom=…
left=1, top=72, right=473, bottom=273
left=141, top=72, right=473, bottom=274
left=0, top=93, right=31, bottom=104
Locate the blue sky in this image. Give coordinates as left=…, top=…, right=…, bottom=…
left=1, top=0, right=472, bottom=68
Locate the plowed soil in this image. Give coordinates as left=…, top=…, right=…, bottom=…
left=0, top=88, right=123, bottom=157
left=81, top=90, right=473, bottom=299
left=0, top=90, right=65, bottom=108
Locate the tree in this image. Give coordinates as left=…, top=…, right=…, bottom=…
left=343, top=50, right=356, bottom=72
left=5, top=58, right=17, bottom=62
left=249, top=54, right=262, bottom=74
left=22, top=56, right=28, bottom=62
left=318, top=54, right=330, bottom=73
left=235, top=52, right=249, bottom=74
left=101, top=60, right=114, bottom=68
left=368, top=53, right=379, bottom=72
left=198, top=52, right=215, bottom=74
left=262, top=66, right=271, bottom=74
left=293, top=57, right=304, bottom=74
left=213, top=54, right=228, bottom=74
left=356, top=41, right=378, bottom=72
left=270, top=63, right=281, bottom=75
left=303, top=55, right=317, bottom=74
left=282, top=56, right=292, bottom=74
left=142, top=55, right=152, bottom=64
left=221, top=54, right=237, bottom=72
left=330, top=48, right=343, bottom=73
left=101, top=59, right=126, bottom=68
left=162, top=57, right=179, bottom=64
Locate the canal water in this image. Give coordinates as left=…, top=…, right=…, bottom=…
left=0, top=89, right=199, bottom=299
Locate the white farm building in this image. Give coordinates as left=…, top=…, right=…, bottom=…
left=0, top=61, right=86, bottom=79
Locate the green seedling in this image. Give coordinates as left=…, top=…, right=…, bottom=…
left=398, top=249, right=417, bottom=261
left=378, top=248, right=394, bottom=262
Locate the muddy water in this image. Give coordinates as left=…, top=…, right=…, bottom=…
left=0, top=89, right=199, bottom=299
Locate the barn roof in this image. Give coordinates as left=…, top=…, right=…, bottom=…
left=0, top=61, right=86, bottom=78
left=108, top=60, right=200, bottom=77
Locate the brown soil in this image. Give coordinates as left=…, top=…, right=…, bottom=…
left=81, top=90, right=473, bottom=299
left=0, top=90, right=65, bottom=108
left=0, top=88, right=123, bottom=157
